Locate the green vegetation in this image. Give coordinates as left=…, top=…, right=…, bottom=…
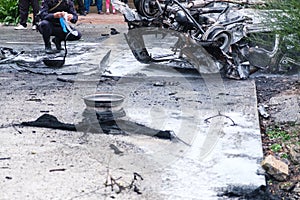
left=0, top=0, right=19, bottom=25
left=264, top=0, right=300, bottom=36
left=280, top=153, right=288, bottom=159
left=266, top=125, right=299, bottom=158
left=266, top=128, right=290, bottom=141
left=262, top=0, right=300, bottom=54
left=270, top=143, right=282, bottom=153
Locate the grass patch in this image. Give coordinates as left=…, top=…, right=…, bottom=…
left=270, top=143, right=282, bottom=153
left=266, top=128, right=291, bottom=141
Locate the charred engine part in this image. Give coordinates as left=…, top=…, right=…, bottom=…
left=175, top=10, right=188, bottom=24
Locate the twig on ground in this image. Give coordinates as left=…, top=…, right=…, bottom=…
left=12, top=123, right=23, bottom=134
left=170, top=131, right=191, bottom=146
left=204, top=111, right=237, bottom=126
left=49, top=168, right=66, bottom=172
left=0, top=157, right=11, bottom=160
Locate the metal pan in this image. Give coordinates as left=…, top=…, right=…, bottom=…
left=83, top=93, right=125, bottom=108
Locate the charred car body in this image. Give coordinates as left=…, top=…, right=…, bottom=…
left=112, top=0, right=297, bottom=79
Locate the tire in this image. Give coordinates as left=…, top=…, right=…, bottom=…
left=202, top=26, right=232, bottom=52
left=136, top=0, right=160, bottom=18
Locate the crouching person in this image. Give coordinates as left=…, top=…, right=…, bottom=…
left=38, top=0, right=82, bottom=54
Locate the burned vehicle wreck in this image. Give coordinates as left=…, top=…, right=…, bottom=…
left=112, top=0, right=295, bottom=79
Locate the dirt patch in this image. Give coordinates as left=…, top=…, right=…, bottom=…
left=77, top=13, right=127, bottom=25
left=255, top=75, right=300, bottom=199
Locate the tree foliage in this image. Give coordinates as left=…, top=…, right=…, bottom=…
left=0, top=0, right=19, bottom=25
left=263, top=0, right=300, bottom=53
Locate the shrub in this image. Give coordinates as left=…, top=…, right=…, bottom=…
left=262, top=0, right=300, bottom=54
left=0, top=0, right=20, bottom=25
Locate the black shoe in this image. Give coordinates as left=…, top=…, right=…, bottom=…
left=52, top=38, right=63, bottom=51
left=45, top=46, right=56, bottom=54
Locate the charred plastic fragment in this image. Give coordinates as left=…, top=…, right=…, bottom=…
left=21, top=112, right=174, bottom=140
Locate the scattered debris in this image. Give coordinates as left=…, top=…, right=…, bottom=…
left=218, top=185, right=275, bottom=200
left=261, top=155, right=289, bottom=181
left=153, top=81, right=166, bottom=87
left=104, top=169, right=143, bottom=195
left=218, top=185, right=280, bottom=199
left=110, top=28, right=120, bottom=35
left=109, top=144, right=124, bottom=155
left=0, top=157, right=11, bottom=161
left=168, top=92, right=177, bottom=96
left=13, top=62, right=78, bottom=76
left=0, top=47, right=24, bottom=64
left=49, top=168, right=66, bottom=172
left=258, top=104, right=270, bottom=119
left=26, top=98, right=42, bottom=102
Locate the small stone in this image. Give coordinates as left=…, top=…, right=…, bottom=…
left=269, top=95, right=300, bottom=123
left=290, top=144, right=300, bottom=164
left=261, top=155, right=289, bottom=181
left=293, top=182, right=300, bottom=194
left=153, top=81, right=166, bottom=87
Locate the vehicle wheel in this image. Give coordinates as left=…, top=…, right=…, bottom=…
left=136, top=0, right=160, bottom=18
left=202, top=26, right=232, bottom=52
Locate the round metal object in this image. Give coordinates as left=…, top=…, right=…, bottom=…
left=83, top=93, right=125, bottom=108
left=136, top=0, right=160, bottom=18
left=202, top=25, right=232, bottom=52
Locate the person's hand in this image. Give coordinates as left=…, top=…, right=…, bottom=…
left=53, top=11, right=65, bottom=18
left=66, top=14, right=73, bottom=21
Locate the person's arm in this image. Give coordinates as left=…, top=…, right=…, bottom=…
left=39, top=0, right=55, bottom=20
left=40, top=0, right=68, bottom=21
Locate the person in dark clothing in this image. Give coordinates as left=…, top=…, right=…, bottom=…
left=75, top=0, right=86, bottom=15
left=38, top=0, right=82, bottom=54
left=15, top=0, right=40, bottom=30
